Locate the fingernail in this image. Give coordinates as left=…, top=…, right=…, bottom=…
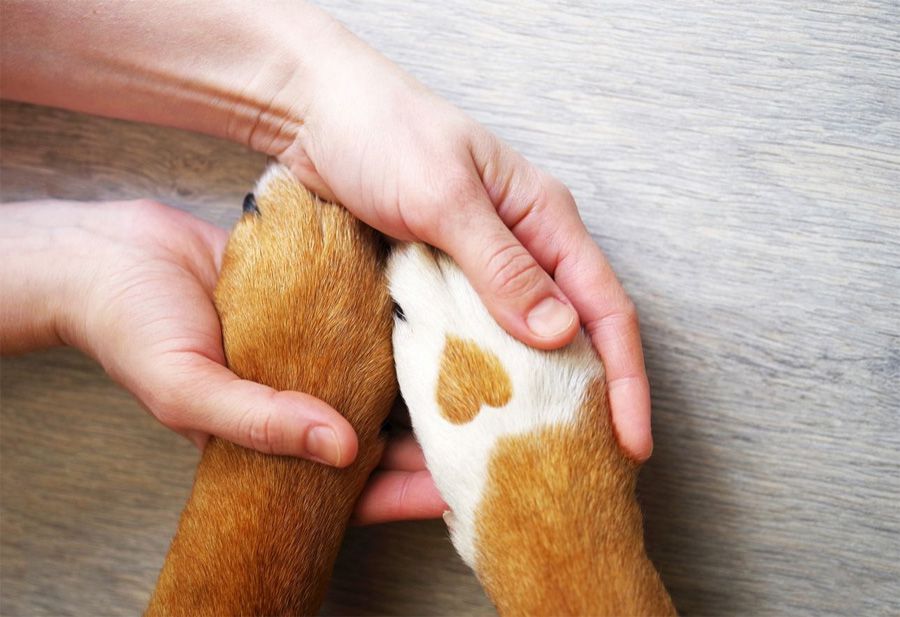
left=526, top=297, right=577, bottom=338
left=305, top=425, right=342, bottom=466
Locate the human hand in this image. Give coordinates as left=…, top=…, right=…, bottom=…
left=0, top=0, right=650, bottom=460
left=0, top=199, right=444, bottom=524
left=275, top=21, right=652, bottom=460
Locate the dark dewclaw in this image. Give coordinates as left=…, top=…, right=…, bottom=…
left=242, top=192, right=260, bottom=215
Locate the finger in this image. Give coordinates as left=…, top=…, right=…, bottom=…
left=150, top=352, right=359, bottom=467
left=422, top=183, right=579, bottom=350
left=472, top=139, right=652, bottom=461
left=351, top=469, right=447, bottom=526
left=379, top=431, right=427, bottom=471
left=276, top=149, right=340, bottom=203
left=541, top=230, right=651, bottom=462
left=587, top=300, right=652, bottom=461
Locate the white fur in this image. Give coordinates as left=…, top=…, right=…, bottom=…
left=388, top=244, right=603, bottom=568
left=254, top=163, right=293, bottom=196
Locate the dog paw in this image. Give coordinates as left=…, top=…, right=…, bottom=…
left=217, top=164, right=396, bottom=439
left=387, top=244, right=604, bottom=567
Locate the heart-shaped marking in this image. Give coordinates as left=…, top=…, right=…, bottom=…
left=436, top=335, right=512, bottom=424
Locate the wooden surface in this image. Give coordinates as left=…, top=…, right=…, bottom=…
left=2, top=1, right=899, bottom=615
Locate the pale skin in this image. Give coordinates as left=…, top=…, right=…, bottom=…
left=0, top=1, right=652, bottom=524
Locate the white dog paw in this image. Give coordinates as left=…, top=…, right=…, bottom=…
left=387, top=244, right=604, bottom=568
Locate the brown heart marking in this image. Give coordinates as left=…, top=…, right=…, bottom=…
left=436, top=335, right=512, bottom=424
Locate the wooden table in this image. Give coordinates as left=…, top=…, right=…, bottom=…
left=2, top=1, right=898, bottom=615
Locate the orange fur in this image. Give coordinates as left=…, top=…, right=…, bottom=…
left=474, top=378, right=676, bottom=616
left=437, top=336, right=513, bottom=424
left=146, top=171, right=397, bottom=616
left=146, top=169, right=671, bottom=615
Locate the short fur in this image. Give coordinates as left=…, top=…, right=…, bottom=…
left=437, top=335, right=512, bottom=424
left=389, top=245, right=675, bottom=616
left=146, top=165, right=397, bottom=616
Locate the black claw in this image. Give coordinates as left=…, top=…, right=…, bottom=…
left=392, top=301, right=406, bottom=321
left=242, top=192, right=260, bottom=215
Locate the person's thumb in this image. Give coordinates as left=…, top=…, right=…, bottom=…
left=147, top=353, right=358, bottom=467
left=425, top=188, right=579, bottom=350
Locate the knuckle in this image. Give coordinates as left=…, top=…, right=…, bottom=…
left=542, top=174, right=577, bottom=208
left=242, top=407, right=277, bottom=455
left=150, top=391, right=194, bottom=433
left=485, top=243, right=545, bottom=300
left=441, top=172, right=482, bottom=205
left=586, top=299, right=640, bottom=339
left=621, top=299, right=640, bottom=326
left=144, top=378, right=190, bottom=430
left=414, top=175, right=484, bottom=244
left=143, top=359, right=203, bottom=427
left=399, top=201, right=438, bottom=241
left=405, top=171, right=480, bottom=240
left=610, top=295, right=639, bottom=323
left=393, top=472, right=415, bottom=519
left=152, top=401, right=182, bottom=430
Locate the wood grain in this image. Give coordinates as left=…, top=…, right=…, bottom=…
left=2, top=1, right=899, bottom=615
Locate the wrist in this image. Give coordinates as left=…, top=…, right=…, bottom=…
left=227, top=2, right=356, bottom=158
left=0, top=1, right=339, bottom=161
left=0, top=202, right=94, bottom=355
